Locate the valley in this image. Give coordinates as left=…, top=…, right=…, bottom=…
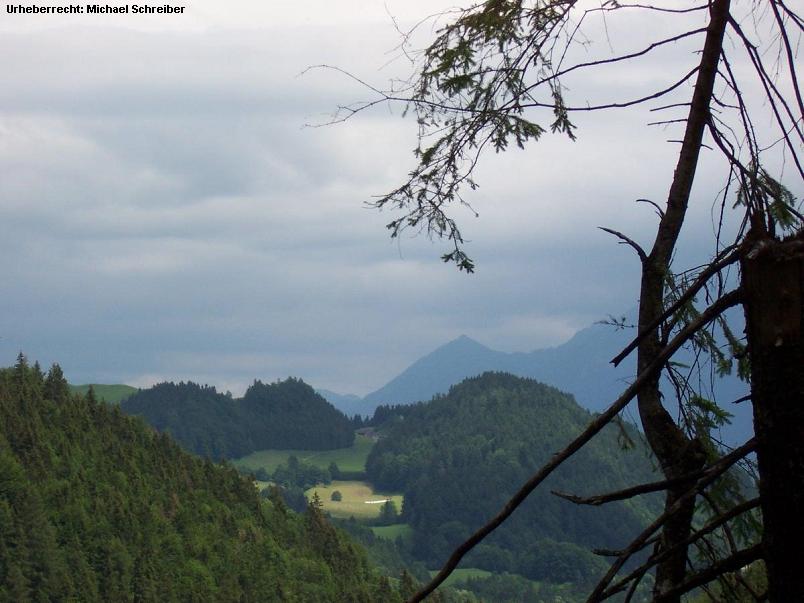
left=5, top=350, right=762, bottom=602
left=202, top=371, right=665, bottom=601
left=233, top=436, right=407, bottom=523
left=0, top=358, right=397, bottom=602
left=234, top=433, right=375, bottom=476
left=32, top=325, right=759, bottom=602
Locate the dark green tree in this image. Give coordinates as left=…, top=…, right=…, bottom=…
left=85, top=385, right=97, bottom=406
left=378, top=499, right=399, bottom=526
left=43, top=365, right=68, bottom=404
left=328, top=461, right=341, bottom=480
left=399, top=569, right=419, bottom=600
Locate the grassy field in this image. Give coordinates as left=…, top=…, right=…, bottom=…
left=305, top=480, right=404, bottom=520
left=69, top=384, right=138, bottom=404
left=233, top=434, right=375, bottom=474
left=428, top=568, right=492, bottom=588
left=370, top=523, right=413, bottom=543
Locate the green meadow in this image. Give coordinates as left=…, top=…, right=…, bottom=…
left=305, top=480, right=404, bottom=520
left=233, top=433, right=375, bottom=474
left=69, top=384, right=138, bottom=404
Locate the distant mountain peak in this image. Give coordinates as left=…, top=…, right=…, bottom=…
left=331, top=318, right=752, bottom=445
left=362, top=335, right=507, bottom=407
left=433, top=334, right=491, bottom=353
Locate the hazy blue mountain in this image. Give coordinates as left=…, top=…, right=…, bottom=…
left=315, top=388, right=367, bottom=417
left=322, top=320, right=752, bottom=444
left=363, top=335, right=514, bottom=408
left=360, top=324, right=635, bottom=412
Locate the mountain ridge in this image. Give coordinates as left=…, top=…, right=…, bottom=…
left=330, top=322, right=636, bottom=413
left=323, top=321, right=752, bottom=444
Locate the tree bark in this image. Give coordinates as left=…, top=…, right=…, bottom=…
left=741, top=228, right=804, bottom=601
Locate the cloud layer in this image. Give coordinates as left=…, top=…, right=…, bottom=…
left=0, top=2, right=785, bottom=395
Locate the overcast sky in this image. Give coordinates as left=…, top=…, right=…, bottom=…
left=1, top=1, right=798, bottom=395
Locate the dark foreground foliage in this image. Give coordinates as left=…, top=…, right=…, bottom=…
left=0, top=355, right=394, bottom=602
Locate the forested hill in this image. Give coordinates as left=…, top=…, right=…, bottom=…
left=122, top=378, right=355, bottom=460
left=367, top=373, right=662, bottom=585
left=0, top=357, right=396, bottom=602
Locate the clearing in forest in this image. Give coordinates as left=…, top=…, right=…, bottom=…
left=306, top=480, right=404, bottom=520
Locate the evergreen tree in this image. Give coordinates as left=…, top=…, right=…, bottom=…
left=43, top=365, right=68, bottom=404
left=399, top=569, right=419, bottom=600
left=378, top=500, right=399, bottom=526
left=0, top=358, right=387, bottom=602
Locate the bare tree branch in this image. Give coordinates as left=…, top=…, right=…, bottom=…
left=588, top=437, right=757, bottom=602
left=654, top=543, right=763, bottom=602
left=603, top=497, right=760, bottom=598
left=552, top=469, right=707, bottom=507
left=598, top=227, right=648, bottom=263
left=610, top=245, right=741, bottom=367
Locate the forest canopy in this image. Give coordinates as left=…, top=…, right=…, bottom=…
left=0, top=356, right=392, bottom=602
left=122, top=377, right=355, bottom=460
left=367, top=372, right=663, bottom=585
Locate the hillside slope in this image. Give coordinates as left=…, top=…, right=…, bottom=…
left=0, top=357, right=393, bottom=602
left=367, top=373, right=662, bottom=584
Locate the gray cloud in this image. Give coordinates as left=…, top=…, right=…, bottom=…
left=1, top=5, right=794, bottom=396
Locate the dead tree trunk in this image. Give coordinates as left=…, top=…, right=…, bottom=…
left=741, top=229, right=804, bottom=601
left=637, top=1, right=730, bottom=600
